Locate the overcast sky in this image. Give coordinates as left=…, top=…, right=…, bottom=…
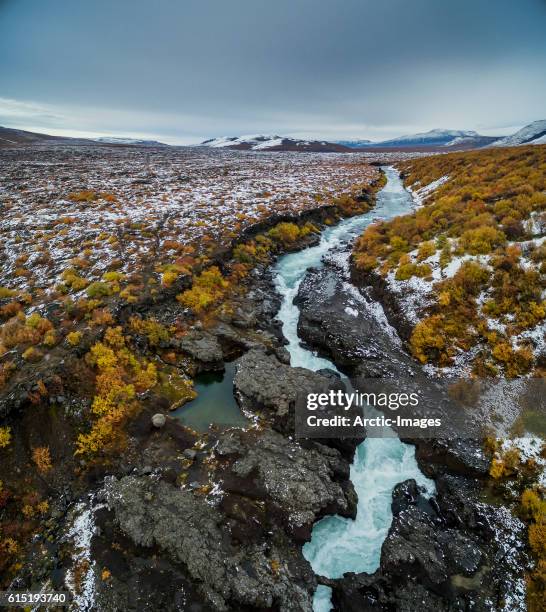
left=1, top=0, right=545, bottom=144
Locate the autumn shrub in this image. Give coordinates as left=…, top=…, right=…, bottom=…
left=0, top=301, right=22, bottom=319
left=0, top=427, right=11, bottom=448
left=0, top=287, right=16, bottom=299
left=395, top=262, right=432, bottom=281
left=0, top=362, right=15, bottom=389
left=491, top=342, right=533, bottom=377
left=66, top=331, right=82, bottom=346
left=520, top=487, right=546, bottom=610
left=22, top=347, right=43, bottom=362
left=32, top=447, right=52, bottom=473
left=0, top=316, right=41, bottom=349
left=129, top=316, right=170, bottom=346
left=68, top=190, right=99, bottom=202
left=267, top=221, right=318, bottom=246
left=489, top=448, right=521, bottom=479
left=233, top=239, right=272, bottom=265
left=76, top=326, right=158, bottom=458
left=86, top=282, right=111, bottom=299
left=176, top=266, right=228, bottom=313
left=161, top=270, right=179, bottom=287
left=353, top=145, right=546, bottom=373
left=26, top=313, right=53, bottom=334
left=410, top=315, right=446, bottom=364
left=61, top=268, right=89, bottom=292
left=416, top=240, right=436, bottom=261
left=459, top=226, right=506, bottom=254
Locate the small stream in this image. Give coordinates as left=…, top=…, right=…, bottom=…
left=273, top=167, right=434, bottom=611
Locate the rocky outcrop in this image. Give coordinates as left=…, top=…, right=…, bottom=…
left=296, top=265, right=418, bottom=378
left=349, top=263, right=417, bottom=343
left=233, top=348, right=345, bottom=432
left=330, top=477, right=527, bottom=611
left=102, top=474, right=314, bottom=611
left=215, top=428, right=357, bottom=540
left=98, top=413, right=360, bottom=612
left=295, top=250, right=526, bottom=610
left=177, top=329, right=224, bottom=369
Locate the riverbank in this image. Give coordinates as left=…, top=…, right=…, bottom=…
left=291, top=169, right=526, bottom=610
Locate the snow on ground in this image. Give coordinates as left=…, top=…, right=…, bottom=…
left=342, top=281, right=403, bottom=347
left=384, top=270, right=435, bottom=326
left=406, top=174, right=449, bottom=208
left=478, top=503, right=528, bottom=611
left=0, top=146, right=374, bottom=292
left=501, top=437, right=546, bottom=486
left=0, top=145, right=429, bottom=301
left=63, top=497, right=105, bottom=611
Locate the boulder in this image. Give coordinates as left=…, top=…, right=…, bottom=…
left=151, top=413, right=166, bottom=428
left=178, top=330, right=223, bottom=367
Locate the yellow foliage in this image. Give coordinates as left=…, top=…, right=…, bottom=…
left=32, top=446, right=53, bottom=473
left=410, top=316, right=445, bottom=364
left=162, top=270, right=179, bottom=287
left=22, top=346, right=43, bottom=362
left=129, top=317, right=169, bottom=346
left=104, top=326, right=126, bottom=350
left=62, top=268, right=89, bottom=291
left=353, top=145, right=546, bottom=373
left=67, top=331, right=82, bottom=346
left=43, top=330, right=58, bottom=347
left=87, top=342, right=117, bottom=369
left=0, top=426, right=11, bottom=448
left=176, top=266, right=228, bottom=313
left=529, top=523, right=546, bottom=557
left=86, top=281, right=111, bottom=298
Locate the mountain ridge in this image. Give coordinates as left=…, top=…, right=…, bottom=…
left=490, top=120, right=546, bottom=147
left=199, top=134, right=352, bottom=152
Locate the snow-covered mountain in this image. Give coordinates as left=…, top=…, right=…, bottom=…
left=444, top=134, right=499, bottom=148
left=490, top=120, right=546, bottom=147
left=199, top=134, right=351, bottom=152
left=94, top=137, right=168, bottom=146
left=377, top=129, right=481, bottom=147
left=334, top=139, right=373, bottom=148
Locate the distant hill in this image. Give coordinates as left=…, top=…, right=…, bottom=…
left=375, top=129, right=484, bottom=147
left=0, top=126, right=169, bottom=148
left=490, top=120, right=546, bottom=147
left=199, top=134, right=352, bottom=152
left=0, top=126, right=76, bottom=147
left=336, top=130, right=499, bottom=149
left=334, top=139, right=373, bottom=148
left=93, top=137, right=168, bottom=146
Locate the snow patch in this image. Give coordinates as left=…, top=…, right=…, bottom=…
left=407, top=175, right=449, bottom=208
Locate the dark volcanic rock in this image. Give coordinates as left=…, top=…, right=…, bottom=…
left=216, top=428, right=357, bottom=540
left=103, top=474, right=317, bottom=611
left=177, top=330, right=223, bottom=369
left=331, top=474, right=527, bottom=611
left=233, top=347, right=345, bottom=433
left=293, top=255, right=527, bottom=611
left=296, top=265, right=418, bottom=378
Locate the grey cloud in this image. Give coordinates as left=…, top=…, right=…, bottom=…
left=0, top=0, right=544, bottom=142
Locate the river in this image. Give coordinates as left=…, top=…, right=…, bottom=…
left=273, top=166, right=434, bottom=611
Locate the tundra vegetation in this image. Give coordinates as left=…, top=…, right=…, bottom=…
left=353, top=145, right=546, bottom=609
left=486, top=437, right=546, bottom=611
left=353, top=145, right=546, bottom=377
left=0, top=144, right=395, bottom=581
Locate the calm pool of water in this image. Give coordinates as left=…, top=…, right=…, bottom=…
left=172, top=361, right=247, bottom=431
